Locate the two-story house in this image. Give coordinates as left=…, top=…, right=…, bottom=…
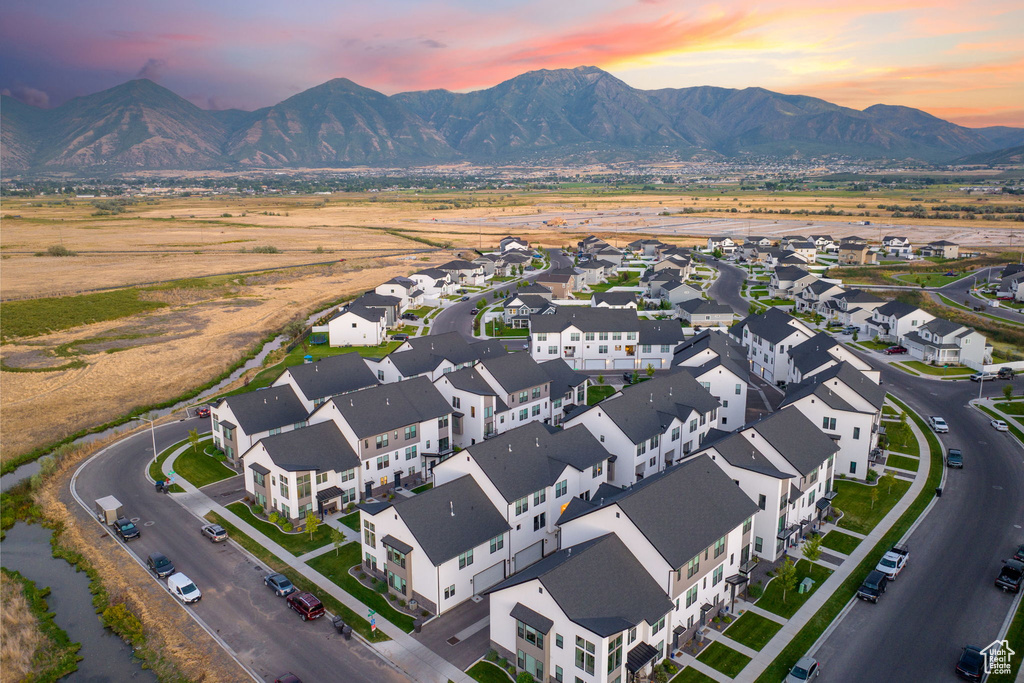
left=529, top=308, right=642, bottom=371
left=867, top=301, right=935, bottom=344
left=638, top=320, right=686, bottom=370
left=592, top=291, right=638, bottom=309
left=503, top=293, right=556, bottom=328
left=271, top=352, right=379, bottom=412
left=539, top=358, right=588, bottom=426
left=501, top=236, right=530, bottom=253
left=825, top=289, right=886, bottom=330
left=349, top=291, right=403, bottom=328
left=809, top=235, right=836, bottom=251
left=211, top=385, right=309, bottom=467
left=729, top=308, right=814, bottom=384
left=439, top=259, right=486, bottom=287
left=707, top=236, right=738, bottom=254
left=783, top=240, right=817, bottom=264
left=794, top=280, right=846, bottom=315
left=324, top=304, right=387, bottom=347
left=409, top=268, right=457, bottom=299
left=838, top=243, right=877, bottom=266
left=882, top=236, right=912, bottom=257
left=785, top=332, right=879, bottom=385
left=375, top=277, right=423, bottom=310
left=920, top=240, right=959, bottom=259
left=671, top=330, right=750, bottom=429
left=564, top=372, right=719, bottom=485
left=902, top=318, right=989, bottom=368
left=366, top=331, right=506, bottom=383
left=678, top=299, right=736, bottom=328
left=770, top=266, right=817, bottom=298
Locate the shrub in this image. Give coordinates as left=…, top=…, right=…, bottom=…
left=866, top=470, right=879, bottom=482
left=748, top=581, right=764, bottom=599
left=101, top=603, right=145, bottom=645
left=498, top=658, right=508, bottom=669
left=421, top=609, right=429, bottom=617
left=252, top=245, right=280, bottom=254
left=387, top=593, right=396, bottom=601
left=251, top=505, right=263, bottom=516
left=46, top=245, right=77, bottom=257
left=398, top=599, right=406, bottom=607
left=486, top=650, right=499, bottom=662
left=359, top=572, right=366, bottom=580
left=517, top=673, right=536, bottom=683
left=268, top=512, right=280, bottom=524
left=375, top=581, right=388, bottom=594
left=281, top=522, right=293, bottom=532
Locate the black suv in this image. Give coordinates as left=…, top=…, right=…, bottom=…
left=857, top=569, right=888, bottom=603
left=996, top=559, right=1024, bottom=593
left=114, top=517, right=140, bottom=542
left=146, top=552, right=175, bottom=578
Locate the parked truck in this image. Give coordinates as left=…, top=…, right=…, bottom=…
left=876, top=544, right=909, bottom=580
left=996, top=559, right=1024, bottom=593
left=94, top=496, right=123, bottom=525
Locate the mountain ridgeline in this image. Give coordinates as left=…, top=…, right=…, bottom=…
left=3, top=66, right=1022, bottom=172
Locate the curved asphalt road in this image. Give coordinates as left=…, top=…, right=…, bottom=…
left=936, top=266, right=1024, bottom=325
left=706, top=257, right=750, bottom=315
left=72, top=418, right=406, bottom=683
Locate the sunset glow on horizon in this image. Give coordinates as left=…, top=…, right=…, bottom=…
left=1, top=0, right=1022, bottom=127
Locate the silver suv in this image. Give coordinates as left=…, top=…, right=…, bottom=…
left=928, top=416, right=949, bottom=433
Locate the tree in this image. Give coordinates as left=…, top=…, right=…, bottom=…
left=880, top=471, right=898, bottom=495
left=596, top=374, right=605, bottom=385
left=777, top=557, right=798, bottom=604
left=330, top=525, right=346, bottom=556
left=852, top=330, right=859, bottom=342
left=646, top=363, right=655, bottom=378
left=1004, top=383, right=1014, bottom=401
left=712, top=247, right=724, bottom=259
left=304, top=511, right=320, bottom=540
left=869, top=487, right=879, bottom=509
left=188, top=428, right=200, bottom=454
left=802, top=534, right=823, bottom=563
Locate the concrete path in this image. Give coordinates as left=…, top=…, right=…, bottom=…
left=162, top=449, right=471, bottom=683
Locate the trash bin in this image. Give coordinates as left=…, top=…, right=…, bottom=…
left=342, top=625, right=352, bottom=640
left=414, top=619, right=422, bottom=633
left=935, top=487, right=942, bottom=497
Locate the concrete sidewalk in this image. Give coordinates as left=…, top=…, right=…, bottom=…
left=162, top=449, right=470, bottom=683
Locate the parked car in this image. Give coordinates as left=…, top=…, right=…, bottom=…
left=876, top=544, right=910, bottom=580
left=842, top=326, right=859, bottom=334
left=997, top=367, right=1016, bottom=379
left=167, top=573, right=202, bottom=604
left=785, top=656, right=820, bottom=682
left=196, top=406, right=211, bottom=418
left=264, top=573, right=296, bottom=597
left=928, top=416, right=949, bottom=433
left=955, top=646, right=984, bottom=682
left=944, top=271, right=956, bottom=277
left=274, top=675, right=302, bottom=683
left=856, top=569, right=889, bottom=603
left=884, top=345, right=908, bottom=355
left=996, top=559, right=1024, bottom=593
left=200, top=523, right=228, bottom=542
left=970, top=372, right=996, bottom=382
left=391, top=333, right=410, bottom=342
left=997, top=296, right=1015, bottom=301
left=1013, top=544, right=1024, bottom=562
left=946, top=448, right=963, bottom=468
left=973, top=305, right=986, bottom=311
left=147, top=552, right=175, bottom=578
left=459, top=296, right=470, bottom=301
left=114, top=517, right=140, bottom=542
left=992, top=419, right=1009, bottom=432
left=470, top=308, right=479, bottom=314
left=286, top=592, right=325, bottom=621
left=400, top=313, right=418, bottom=321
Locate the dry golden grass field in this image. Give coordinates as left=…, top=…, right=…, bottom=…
left=1, top=188, right=1021, bottom=462
left=1, top=571, right=43, bottom=681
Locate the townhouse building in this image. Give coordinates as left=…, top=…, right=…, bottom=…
left=211, top=385, right=309, bottom=466
left=784, top=332, right=879, bottom=385
left=366, top=332, right=505, bottom=383
left=690, top=407, right=838, bottom=561
left=434, top=422, right=611, bottom=572
left=538, top=359, right=588, bottom=426
left=359, top=474, right=511, bottom=616
left=637, top=320, right=686, bottom=369
left=271, top=352, right=380, bottom=412
left=529, top=308, right=641, bottom=371
left=729, top=308, right=815, bottom=384
left=472, top=352, right=553, bottom=435
left=671, top=330, right=749, bottom=429
left=780, top=361, right=884, bottom=478
left=564, top=372, right=719, bottom=485
left=433, top=367, right=510, bottom=448
left=867, top=301, right=935, bottom=343
left=307, top=376, right=453, bottom=490
left=678, top=299, right=735, bottom=327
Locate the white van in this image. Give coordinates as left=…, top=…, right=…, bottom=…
left=167, top=573, right=202, bottom=604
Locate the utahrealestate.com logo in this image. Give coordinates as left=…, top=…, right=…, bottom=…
left=982, top=640, right=1015, bottom=675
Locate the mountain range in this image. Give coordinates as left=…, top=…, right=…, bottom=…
left=3, top=66, right=1023, bottom=173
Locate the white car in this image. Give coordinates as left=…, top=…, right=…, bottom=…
left=991, top=419, right=1009, bottom=432
left=928, top=416, right=949, bottom=433
left=167, top=573, right=202, bottom=604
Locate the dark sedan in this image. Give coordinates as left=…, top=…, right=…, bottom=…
left=146, top=552, right=175, bottom=578
left=955, top=646, right=983, bottom=681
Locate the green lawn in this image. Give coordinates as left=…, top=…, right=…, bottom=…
left=885, top=453, right=920, bottom=472
left=882, top=405, right=900, bottom=417
left=148, top=438, right=186, bottom=493
left=723, top=611, right=783, bottom=651
left=833, top=479, right=912, bottom=535
left=173, top=442, right=236, bottom=488
left=893, top=272, right=965, bottom=287
left=760, top=298, right=794, bottom=306
left=978, top=405, right=1024, bottom=444
left=757, top=559, right=833, bottom=619
left=696, top=641, right=751, bottom=678
left=587, top=385, right=616, bottom=405
left=403, top=306, right=436, bottom=317
left=203, top=511, right=387, bottom=642
left=882, top=419, right=919, bottom=455
left=820, top=530, right=861, bottom=555
left=225, top=501, right=331, bottom=555
left=856, top=340, right=892, bottom=351
left=484, top=321, right=529, bottom=337
left=339, top=511, right=360, bottom=532
left=0, top=287, right=168, bottom=339
left=467, top=661, right=514, bottom=683
left=306, top=544, right=416, bottom=632
left=995, top=402, right=1024, bottom=416
left=669, top=667, right=719, bottom=683
left=938, top=294, right=972, bottom=312
left=411, top=483, right=433, bottom=493
left=900, top=361, right=972, bottom=376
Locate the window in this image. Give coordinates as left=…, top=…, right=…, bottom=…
left=807, top=490, right=816, bottom=506
left=315, top=472, right=329, bottom=486
left=592, top=462, right=603, bottom=478
left=438, top=415, right=449, bottom=428
left=458, top=549, right=474, bottom=569
left=516, top=620, right=545, bottom=648
left=537, top=333, right=548, bottom=341
left=555, top=480, right=567, bottom=497
left=743, top=516, right=752, bottom=534
left=280, top=477, right=290, bottom=498
left=376, top=454, right=390, bottom=470
left=534, top=489, right=546, bottom=505
left=627, top=332, right=637, bottom=341
left=671, top=426, right=680, bottom=442
left=515, top=497, right=529, bottom=515
left=712, top=565, right=723, bottom=586
left=387, top=570, right=407, bottom=595
left=444, top=584, right=455, bottom=600
left=532, top=404, right=541, bottom=416
left=363, top=520, right=376, bottom=547
left=822, top=416, right=837, bottom=430
left=490, top=535, right=504, bottom=553
left=853, top=427, right=861, bottom=440
left=689, top=418, right=698, bottom=432
left=699, top=381, right=711, bottom=391
left=405, top=445, right=418, bottom=461
left=636, top=442, right=647, bottom=457
left=575, top=637, right=596, bottom=675
left=599, top=332, right=609, bottom=341
left=485, top=406, right=493, bottom=418
left=650, top=434, right=660, bottom=448
left=555, top=667, right=563, bottom=683
left=755, top=536, right=763, bottom=553
left=687, top=556, right=699, bottom=578
left=548, top=346, right=558, bottom=355
left=607, top=633, right=623, bottom=673
left=557, top=634, right=564, bottom=648
left=612, top=332, right=622, bottom=341
left=387, top=545, right=407, bottom=568
left=652, top=615, right=665, bottom=635
left=714, top=536, right=726, bottom=558
left=532, top=387, right=542, bottom=399
left=585, top=332, right=595, bottom=341
left=686, top=585, right=698, bottom=608
left=598, top=345, right=608, bottom=354
left=661, top=345, right=671, bottom=354
left=341, top=468, right=355, bottom=483
left=758, top=494, right=766, bottom=510
left=376, top=434, right=389, bottom=449
left=254, top=471, right=265, bottom=486
left=269, top=427, right=282, bottom=436
left=533, top=512, right=546, bottom=531
left=294, top=473, right=311, bottom=498
left=519, top=408, right=529, bottom=421
left=519, top=391, right=529, bottom=403
left=850, top=461, right=857, bottom=474
left=570, top=332, right=580, bottom=341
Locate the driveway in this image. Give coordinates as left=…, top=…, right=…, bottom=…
left=413, top=597, right=492, bottom=671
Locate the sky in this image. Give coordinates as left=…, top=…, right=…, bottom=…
left=1, top=0, right=1022, bottom=127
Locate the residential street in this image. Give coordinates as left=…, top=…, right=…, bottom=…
left=706, top=257, right=750, bottom=315
left=71, top=418, right=407, bottom=683
left=935, top=266, right=1024, bottom=325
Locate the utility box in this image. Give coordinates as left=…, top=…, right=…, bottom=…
left=94, top=496, right=123, bottom=525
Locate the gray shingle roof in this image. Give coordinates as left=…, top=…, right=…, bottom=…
left=679, top=299, right=734, bottom=316
left=539, top=359, right=588, bottom=400
left=518, top=283, right=553, bottom=296
left=745, top=407, right=839, bottom=476
left=592, top=291, right=637, bottom=307
left=732, top=308, right=809, bottom=344
left=479, top=352, right=550, bottom=394
left=280, top=353, right=379, bottom=403
left=917, top=318, right=966, bottom=337
left=803, top=362, right=885, bottom=409
left=460, top=422, right=609, bottom=503
left=561, top=455, right=758, bottom=569
left=488, top=534, right=672, bottom=637
left=700, top=431, right=791, bottom=479
left=638, top=320, right=686, bottom=346
left=386, top=331, right=483, bottom=376
left=470, top=339, right=510, bottom=361
left=256, top=421, right=360, bottom=473
left=444, top=367, right=498, bottom=396
left=510, top=603, right=554, bottom=634
left=672, top=329, right=750, bottom=379
left=787, top=333, right=842, bottom=374
left=598, top=373, right=719, bottom=443
left=217, top=385, right=309, bottom=435
left=837, top=289, right=884, bottom=304
left=780, top=381, right=860, bottom=414
left=874, top=300, right=921, bottom=319
left=352, top=292, right=402, bottom=309
left=391, top=475, right=510, bottom=565
left=529, top=308, right=640, bottom=334
left=335, top=304, right=385, bottom=323
left=438, top=259, right=480, bottom=271
left=323, top=376, right=450, bottom=438
left=504, top=294, right=553, bottom=311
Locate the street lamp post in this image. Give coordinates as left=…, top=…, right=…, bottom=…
left=141, top=416, right=158, bottom=463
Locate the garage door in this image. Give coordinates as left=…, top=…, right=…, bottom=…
left=514, top=541, right=544, bottom=572
left=641, top=358, right=662, bottom=369
left=472, top=561, right=506, bottom=595
left=584, top=359, right=606, bottom=370
left=613, top=358, right=636, bottom=369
